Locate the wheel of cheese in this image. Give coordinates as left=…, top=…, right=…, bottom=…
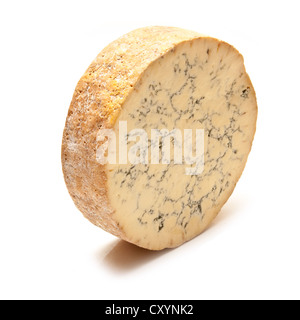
left=62, top=26, right=257, bottom=250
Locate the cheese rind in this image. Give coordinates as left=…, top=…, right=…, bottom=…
left=62, top=26, right=257, bottom=250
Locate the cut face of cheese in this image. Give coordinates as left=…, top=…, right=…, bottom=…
left=62, top=27, right=257, bottom=250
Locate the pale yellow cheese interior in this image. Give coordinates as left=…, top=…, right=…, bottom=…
left=106, top=38, right=257, bottom=250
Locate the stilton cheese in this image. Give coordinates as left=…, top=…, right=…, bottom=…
left=62, top=26, right=257, bottom=250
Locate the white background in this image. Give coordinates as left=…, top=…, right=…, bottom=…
left=0, top=0, right=299, bottom=300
